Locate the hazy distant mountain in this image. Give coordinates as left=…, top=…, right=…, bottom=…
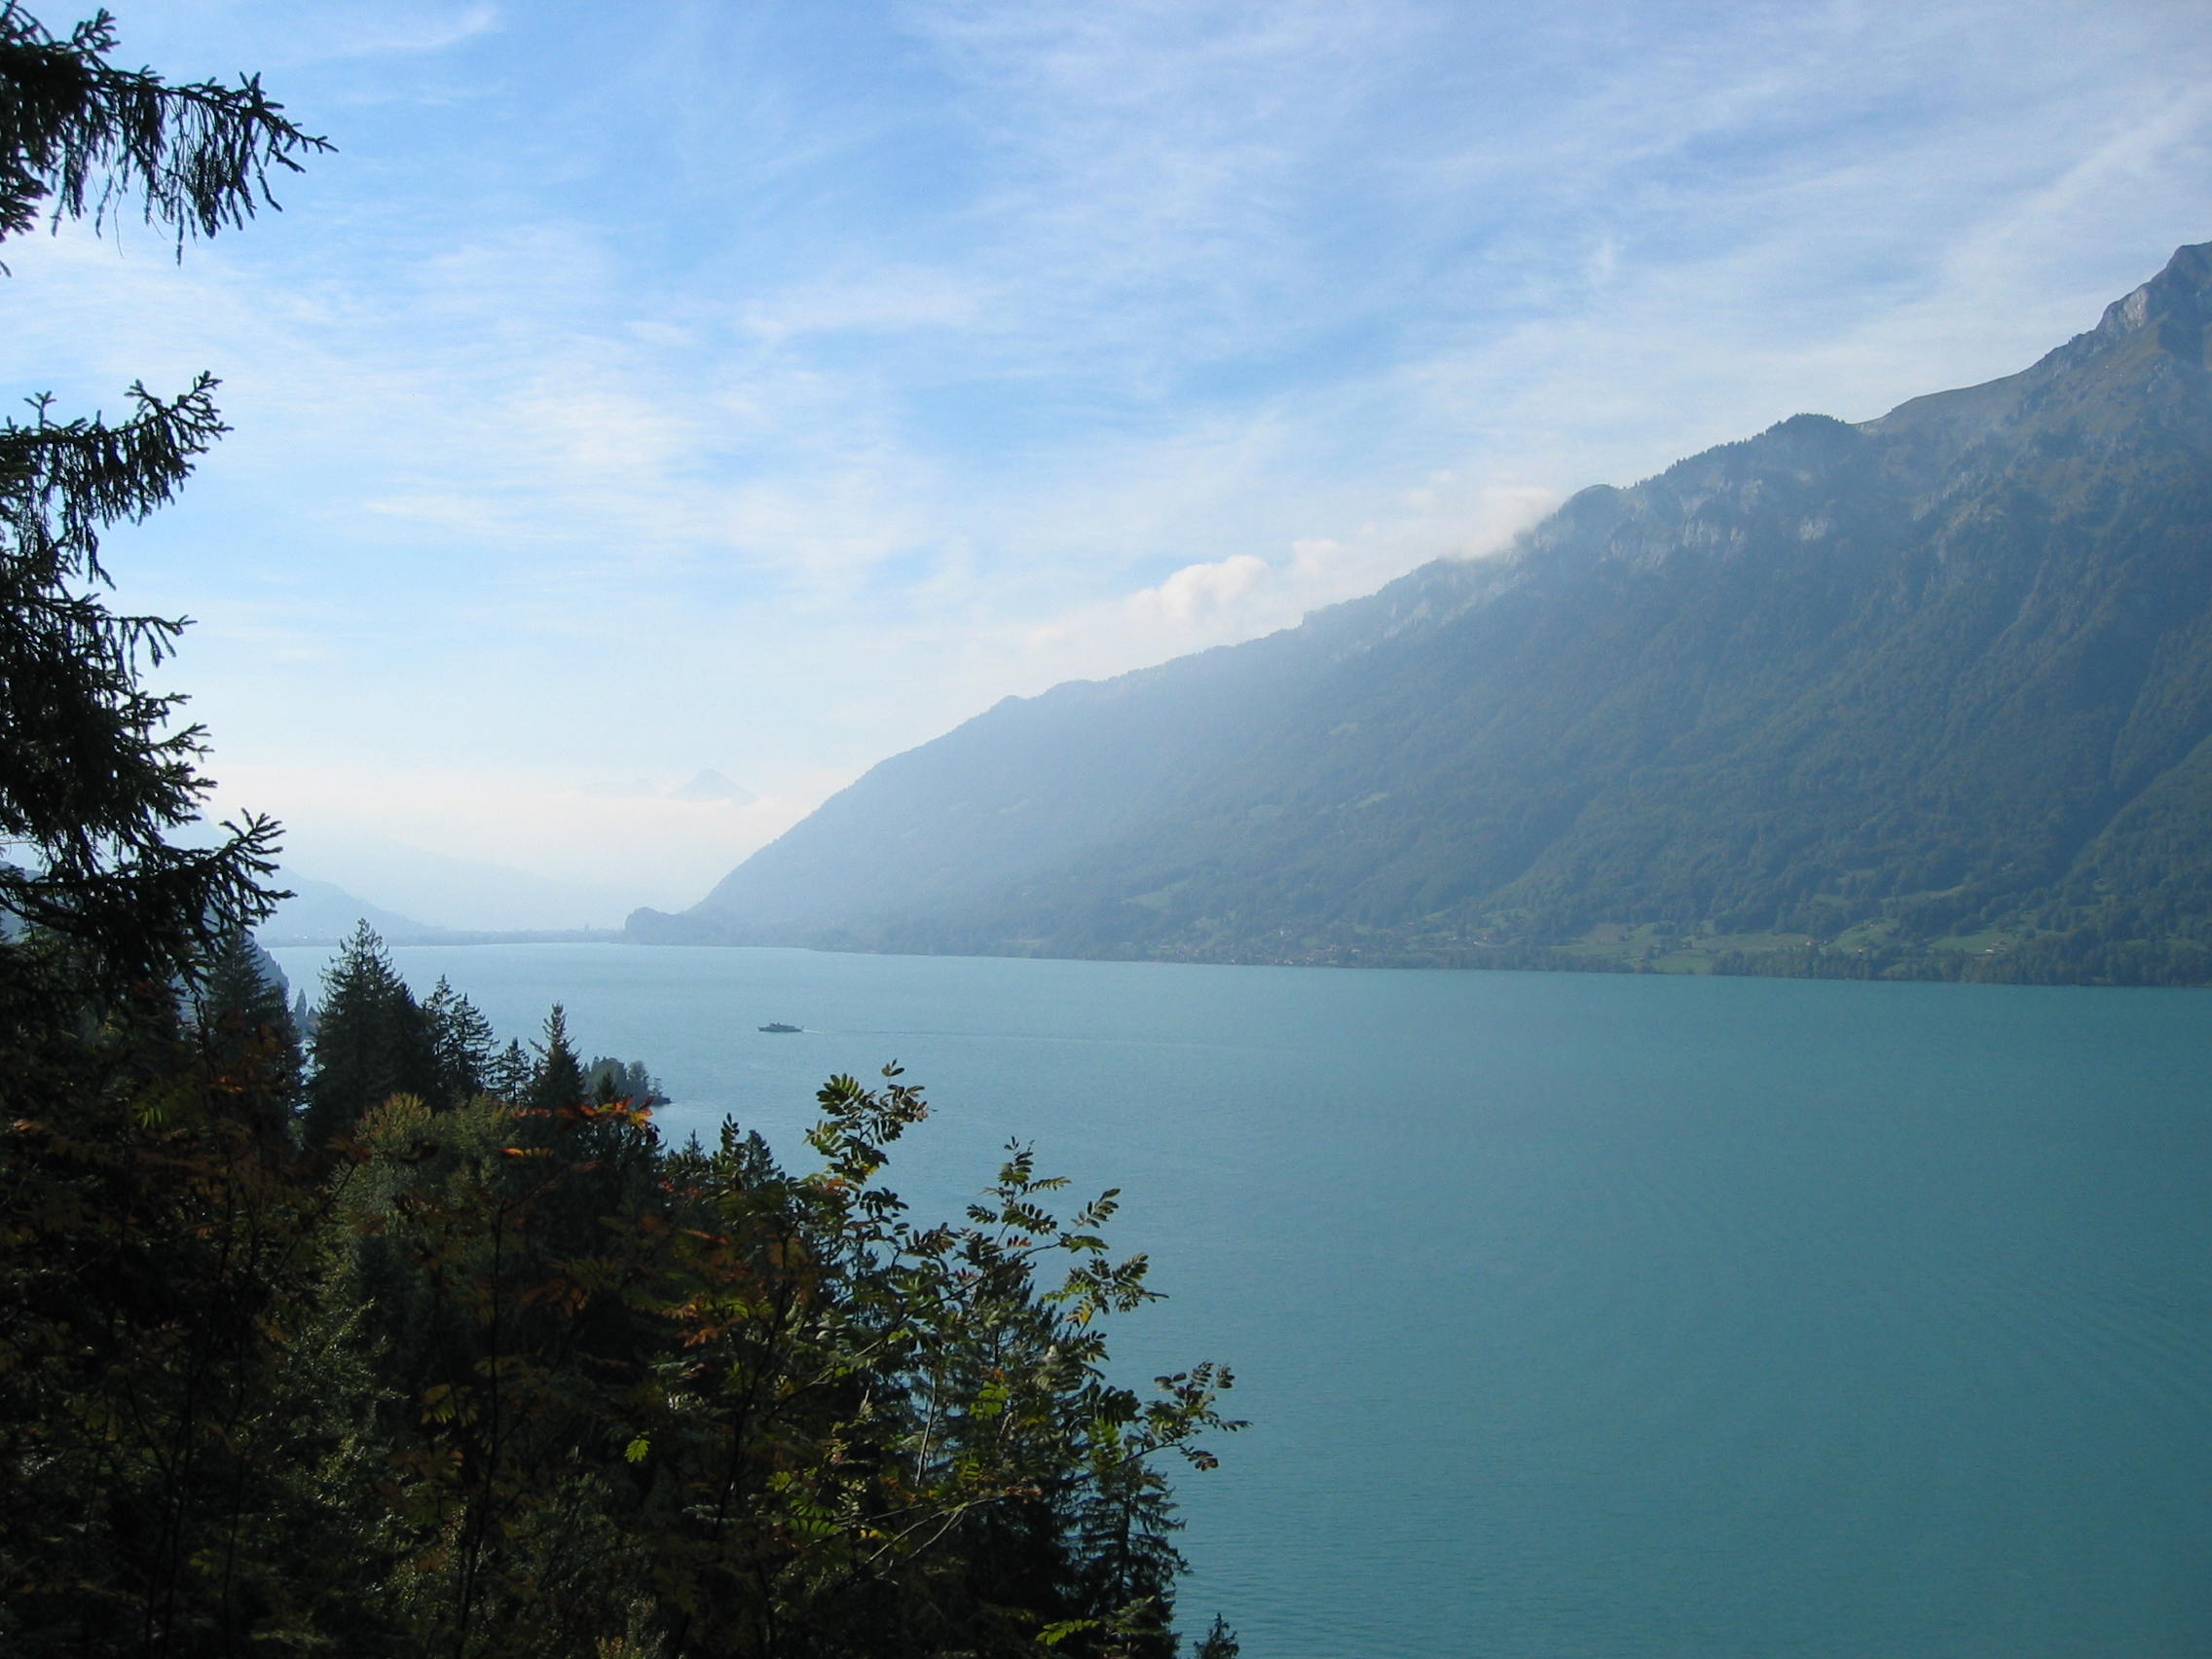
left=259, top=877, right=452, bottom=945
left=275, top=834, right=627, bottom=932
left=670, top=769, right=757, bottom=805
left=633, top=241, right=2212, bottom=985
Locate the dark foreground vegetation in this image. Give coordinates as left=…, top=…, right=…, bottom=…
left=4, top=926, right=1238, bottom=1658
left=0, top=12, right=1235, bottom=1653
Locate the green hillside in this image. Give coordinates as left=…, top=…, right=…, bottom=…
left=635, top=242, right=2212, bottom=986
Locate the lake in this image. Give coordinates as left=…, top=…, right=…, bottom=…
left=269, top=942, right=2212, bottom=1658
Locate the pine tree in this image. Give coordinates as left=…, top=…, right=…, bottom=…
left=423, top=975, right=498, bottom=1105
left=486, top=1037, right=533, bottom=1103
left=0, top=5, right=327, bottom=989
left=526, top=1003, right=587, bottom=1114
left=301, top=921, right=433, bottom=1149
left=0, top=23, right=335, bottom=1636
left=194, top=924, right=302, bottom=1117
left=195, top=925, right=293, bottom=1040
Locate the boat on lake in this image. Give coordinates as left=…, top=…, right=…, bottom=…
left=757, top=1021, right=802, bottom=1033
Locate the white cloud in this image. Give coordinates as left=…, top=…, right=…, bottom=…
left=287, top=3, right=501, bottom=62
left=1131, top=553, right=1270, bottom=628
left=1008, top=477, right=1558, bottom=686
left=106, top=1, right=503, bottom=98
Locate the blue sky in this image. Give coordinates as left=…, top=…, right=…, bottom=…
left=8, top=0, right=2210, bottom=925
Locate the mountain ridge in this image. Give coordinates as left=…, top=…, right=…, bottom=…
left=634, top=240, right=2212, bottom=985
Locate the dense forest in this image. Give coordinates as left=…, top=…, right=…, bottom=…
left=0, top=12, right=1235, bottom=1655
left=638, top=245, right=2212, bottom=988
left=6, top=923, right=1238, bottom=1657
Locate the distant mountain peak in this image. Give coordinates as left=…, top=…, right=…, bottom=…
left=671, top=769, right=756, bottom=805
left=2093, top=239, right=2211, bottom=347
left=259, top=876, right=451, bottom=945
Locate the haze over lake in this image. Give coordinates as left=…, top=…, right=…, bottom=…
left=272, top=943, right=2212, bottom=1658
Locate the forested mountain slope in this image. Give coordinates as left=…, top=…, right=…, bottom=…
left=633, top=242, right=2212, bottom=984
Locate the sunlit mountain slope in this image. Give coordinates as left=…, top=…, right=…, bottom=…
left=635, top=243, right=2212, bottom=984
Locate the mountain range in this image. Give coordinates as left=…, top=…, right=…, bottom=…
left=631, top=242, right=2212, bottom=985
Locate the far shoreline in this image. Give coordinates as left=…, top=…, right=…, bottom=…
left=263, top=928, right=2212, bottom=993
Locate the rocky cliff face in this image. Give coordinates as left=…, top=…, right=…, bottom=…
left=635, top=242, right=2212, bottom=983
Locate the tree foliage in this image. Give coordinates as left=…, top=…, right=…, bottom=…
left=0, top=4, right=325, bottom=248
left=3, top=966, right=1241, bottom=1656
left=0, top=3, right=324, bottom=986
left=303, top=922, right=437, bottom=1150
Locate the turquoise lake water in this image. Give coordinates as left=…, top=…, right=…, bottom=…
left=270, top=943, right=2212, bottom=1658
